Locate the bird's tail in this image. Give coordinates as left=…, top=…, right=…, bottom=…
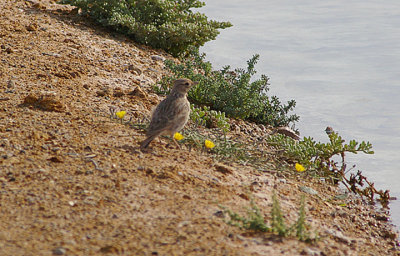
left=140, top=134, right=158, bottom=150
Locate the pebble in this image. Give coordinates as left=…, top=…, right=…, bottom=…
left=278, top=178, right=286, bottom=184
left=177, top=221, right=190, bottom=228
left=300, top=248, right=320, bottom=256
left=325, top=229, right=352, bottom=245
left=299, top=186, right=318, bottom=195
left=52, top=247, right=66, bottom=255
left=150, top=55, right=165, bottom=62
left=7, top=80, right=15, bottom=89
left=213, top=211, right=224, bottom=218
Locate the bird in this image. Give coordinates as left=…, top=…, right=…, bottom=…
left=325, top=126, right=334, bottom=135
left=140, top=78, right=197, bottom=150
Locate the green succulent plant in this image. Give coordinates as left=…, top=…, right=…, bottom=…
left=60, top=0, right=232, bottom=56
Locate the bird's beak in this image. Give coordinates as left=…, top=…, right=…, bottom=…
left=192, top=81, right=199, bottom=86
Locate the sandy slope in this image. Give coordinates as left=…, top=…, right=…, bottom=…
left=0, top=0, right=399, bottom=255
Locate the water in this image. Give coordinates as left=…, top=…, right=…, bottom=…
left=200, top=0, right=400, bottom=229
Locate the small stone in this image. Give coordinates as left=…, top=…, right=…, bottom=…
left=274, top=126, right=300, bottom=140
left=382, top=230, right=398, bottom=240
left=99, top=245, right=119, bottom=254
left=52, top=247, right=66, bottom=255
left=325, top=229, right=352, bottom=244
left=33, top=2, right=45, bottom=9
left=300, top=248, right=320, bottom=256
left=333, top=193, right=348, bottom=200
left=177, top=221, right=190, bottom=228
left=239, top=193, right=249, bottom=200
left=300, top=186, right=318, bottom=195
left=214, top=163, right=234, bottom=175
left=338, top=210, right=348, bottom=218
left=213, top=211, right=225, bottom=218
left=26, top=23, right=39, bottom=31
left=113, top=88, right=125, bottom=97
left=182, top=194, right=191, bottom=200
left=48, top=156, right=63, bottom=163
left=151, top=55, right=165, bottom=62
left=128, top=86, right=148, bottom=99
left=96, top=89, right=109, bottom=97
left=7, top=80, right=15, bottom=89
left=375, top=214, right=389, bottom=222
left=22, top=93, right=66, bottom=112
left=127, top=64, right=142, bottom=75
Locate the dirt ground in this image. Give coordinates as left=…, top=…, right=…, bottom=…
left=0, top=0, right=399, bottom=255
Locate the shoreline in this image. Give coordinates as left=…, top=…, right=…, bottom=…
left=0, top=0, right=399, bottom=255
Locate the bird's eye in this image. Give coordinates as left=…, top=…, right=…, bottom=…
left=185, top=82, right=189, bottom=86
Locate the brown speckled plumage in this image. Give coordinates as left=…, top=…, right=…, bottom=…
left=140, top=78, right=196, bottom=150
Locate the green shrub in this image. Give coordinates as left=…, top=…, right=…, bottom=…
left=59, top=0, right=232, bottom=56
left=156, top=50, right=299, bottom=127
left=190, top=105, right=230, bottom=133
left=267, top=131, right=374, bottom=179
left=270, top=191, right=287, bottom=236
left=222, top=193, right=314, bottom=241
left=223, top=200, right=270, bottom=233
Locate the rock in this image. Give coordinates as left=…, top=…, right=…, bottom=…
left=381, top=230, right=398, bottom=240
left=325, top=229, right=352, bottom=245
left=333, top=193, right=348, bottom=200
left=99, top=245, right=120, bottom=254
left=52, top=247, right=66, bottom=255
left=22, top=93, right=66, bottom=112
left=177, top=221, right=191, bottom=228
left=128, top=86, right=148, bottom=99
left=239, top=193, right=249, bottom=200
left=151, top=55, right=165, bottom=62
left=300, top=186, right=318, bottom=195
left=182, top=194, right=191, bottom=200
left=33, top=2, right=45, bottom=9
left=7, top=80, right=15, bottom=89
left=42, top=52, right=61, bottom=58
left=48, top=156, right=63, bottom=163
left=274, top=126, right=300, bottom=140
left=375, top=214, right=389, bottom=222
left=300, top=248, right=320, bottom=256
left=127, top=64, right=142, bottom=75
left=214, top=163, right=234, bottom=175
left=96, top=87, right=110, bottom=97
left=26, top=23, right=39, bottom=31
left=113, top=88, right=125, bottom=97
left=213, top=211, right=225, bottom=218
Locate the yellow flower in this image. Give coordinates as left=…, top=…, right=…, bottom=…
left=115, top=111, right=126, bottom=119
left=295, top=163, right=305, bottom=172
left=204, top=140, right=215, bottom=149
left=174, top=132, right=184, bottom=141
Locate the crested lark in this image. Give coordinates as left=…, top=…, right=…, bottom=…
left=140, top=78, right=197, bottom=150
